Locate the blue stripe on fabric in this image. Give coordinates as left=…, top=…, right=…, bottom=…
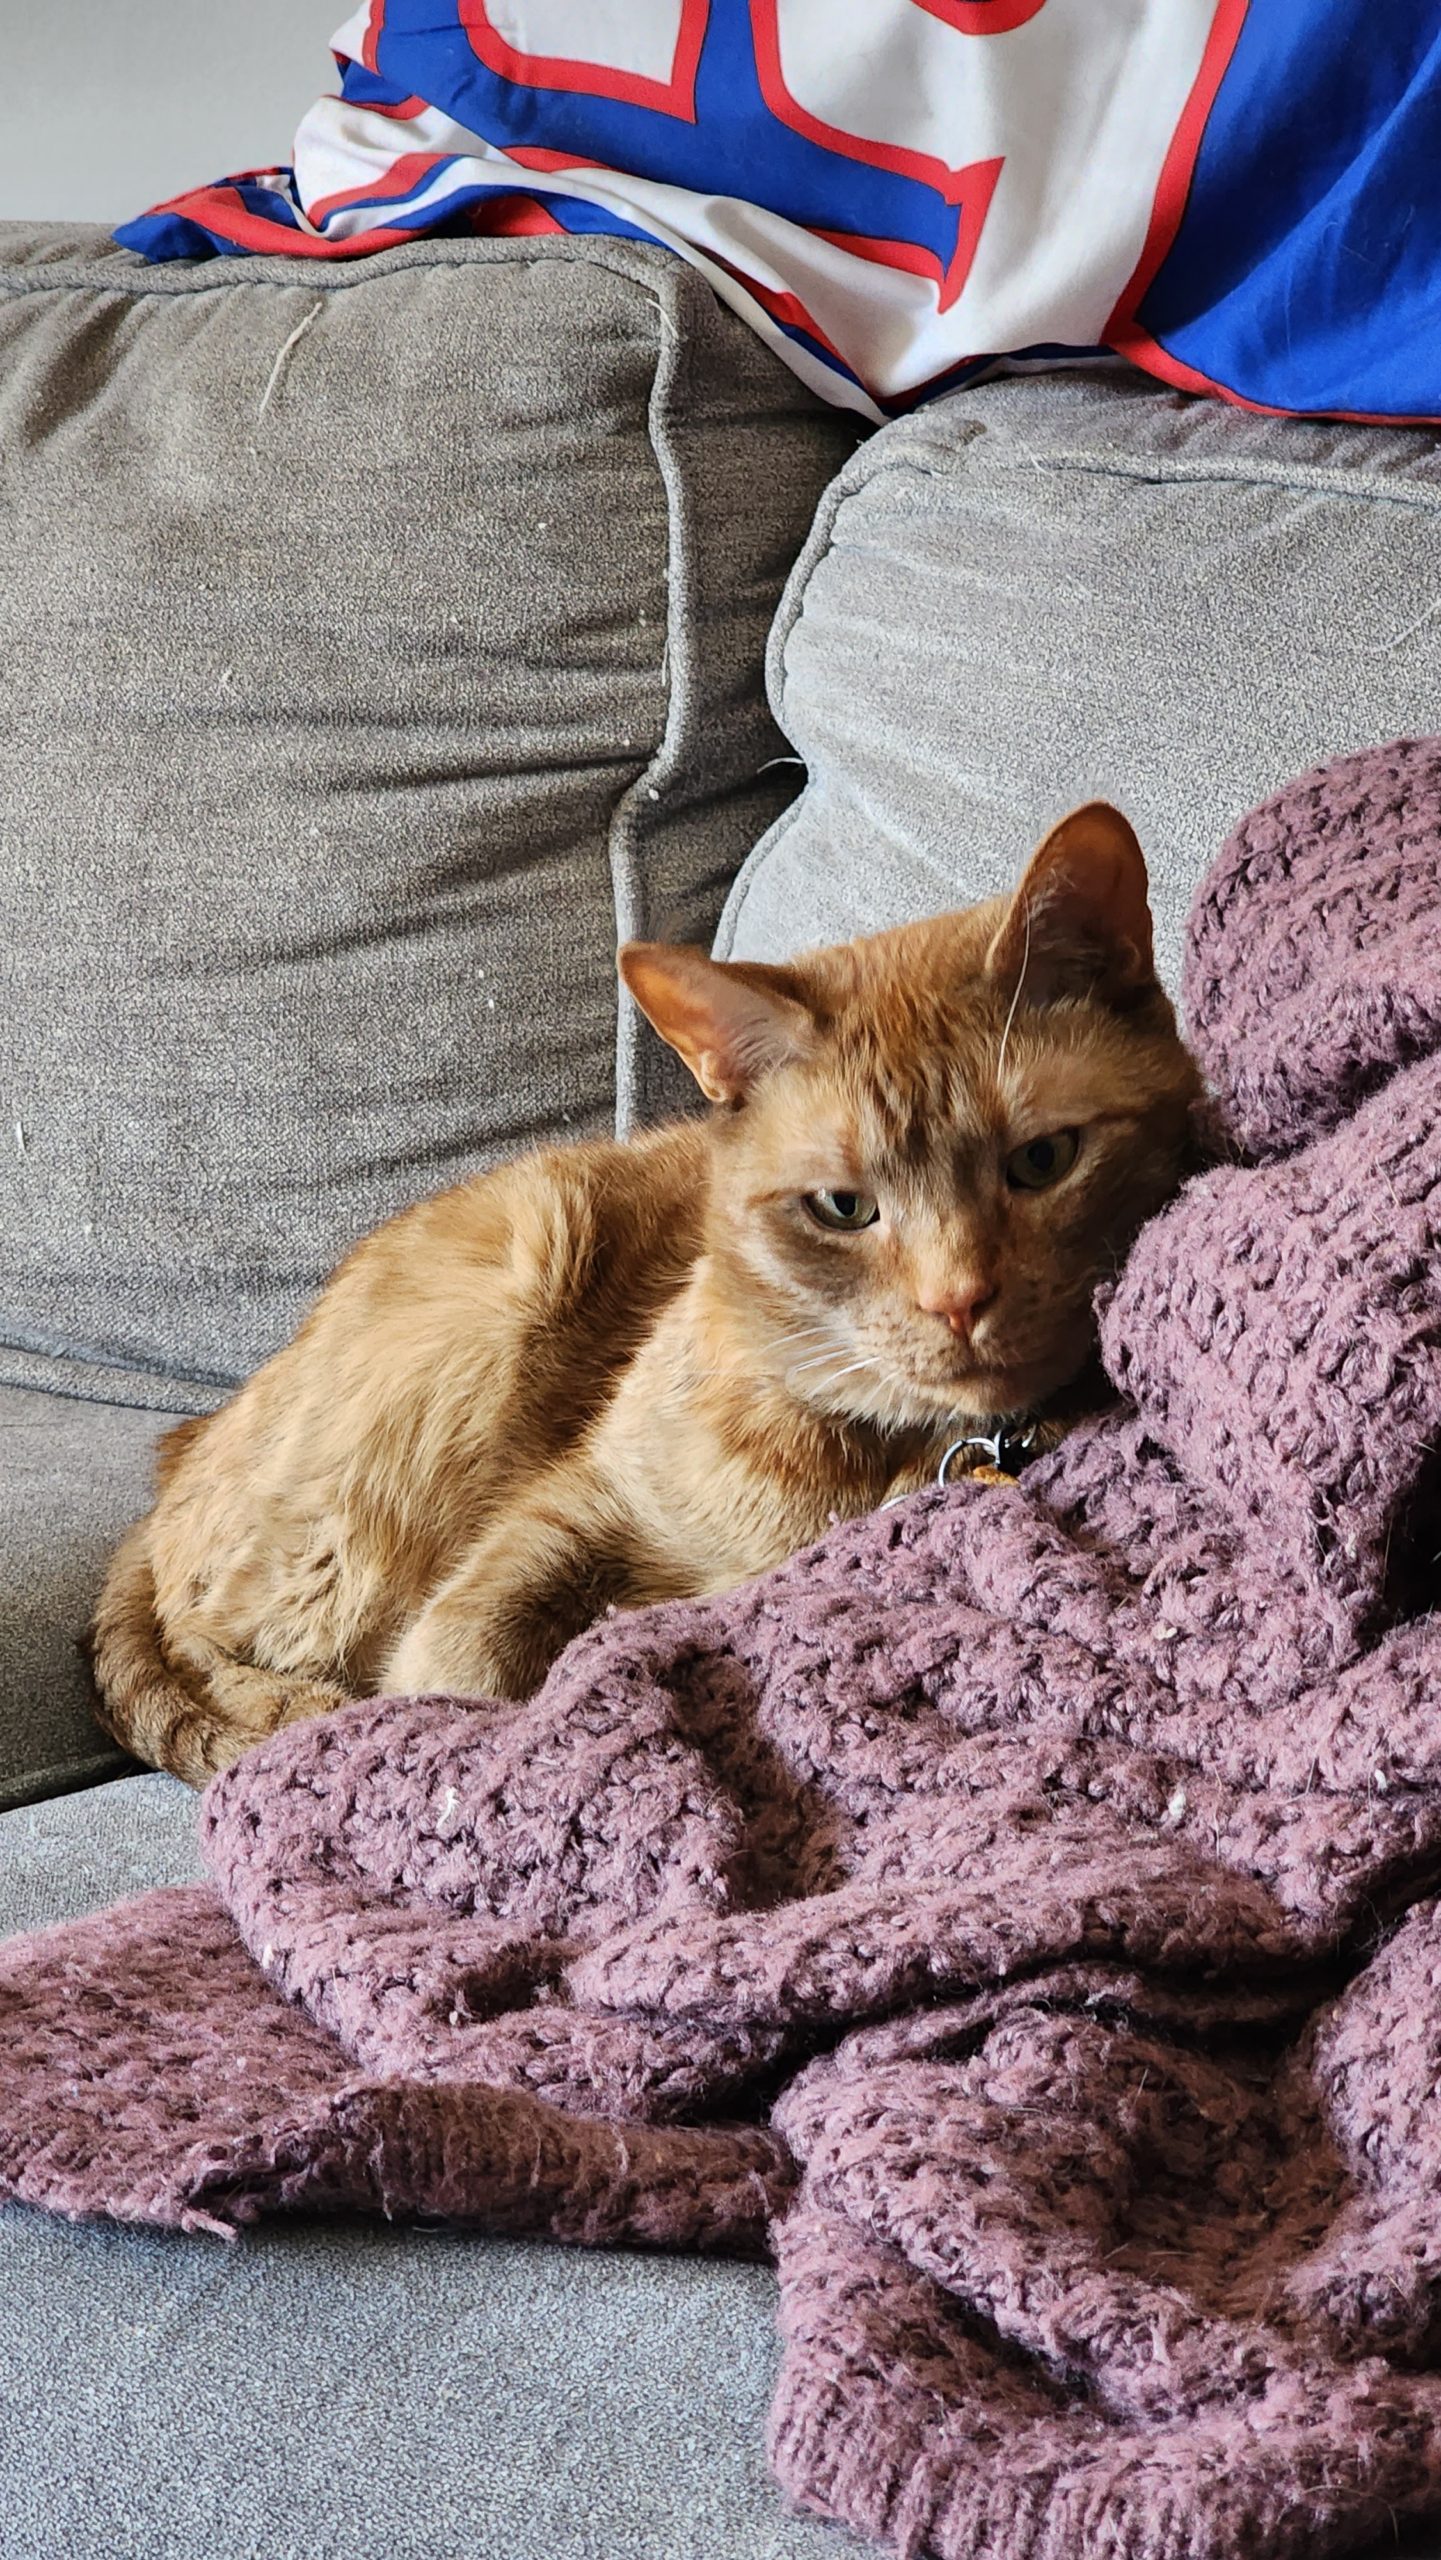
left=116, top=212, right=254, bottom=258
left=1138, top=2, right=1441, bottom=414
left=338, top=58, right=424, bottom=110
left=525, top=193, right=668, bottom=247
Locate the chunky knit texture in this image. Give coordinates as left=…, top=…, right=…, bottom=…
left=7, top=735, right=1441, bottom=2559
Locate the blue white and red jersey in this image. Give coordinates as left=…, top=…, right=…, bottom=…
left=121, top=3, right=1441, bottom=424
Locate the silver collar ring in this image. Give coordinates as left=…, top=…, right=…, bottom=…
left=935, top=1421, right=1038, bottom=1486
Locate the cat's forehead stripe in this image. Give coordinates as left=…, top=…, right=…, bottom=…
left=842, top=1065, right=1002, bottom=1186
left=801, top=994, right=1154, bottom=1195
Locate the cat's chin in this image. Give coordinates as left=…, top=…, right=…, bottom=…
left=801, top=1351, right=1080, bottom=1434
left=905, top=1342, right=1097, bottom=1426
left=918, top=1375, right=1058, bottom=1427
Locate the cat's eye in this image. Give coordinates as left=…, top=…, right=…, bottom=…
left=803, top=1188, right=880, bottom=1232
left=1005, top=1130, right=1080, bottom=1192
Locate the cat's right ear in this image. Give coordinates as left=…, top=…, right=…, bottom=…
left=618, top=943, right=816, bottom=1103
left=986, top=802, right=1156, bottom=1005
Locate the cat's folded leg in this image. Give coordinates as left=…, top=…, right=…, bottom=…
left=380, top=1470, right=641, bottom=1705
left=160, top=1621, right=350, bottom=1780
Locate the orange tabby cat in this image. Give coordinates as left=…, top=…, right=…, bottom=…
left=91, top=803, right=1200, bottom=1784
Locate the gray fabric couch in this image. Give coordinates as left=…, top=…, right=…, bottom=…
left=7, top=222, right=1441, bottom=2560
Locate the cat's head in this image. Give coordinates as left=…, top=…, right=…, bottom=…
left=620, top=805, right=1202, bottom=1430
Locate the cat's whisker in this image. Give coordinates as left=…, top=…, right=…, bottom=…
left=784, top=1347, right=858, bottom=1377
left=995, top=895, right=1032, bottom=1083
left=784, top=1350, right=886, bottom=1393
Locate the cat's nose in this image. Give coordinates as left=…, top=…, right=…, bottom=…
left=916, top=1280, right=998, bottom=1342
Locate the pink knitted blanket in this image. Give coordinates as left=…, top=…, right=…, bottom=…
left=7, top=738, right=1441, bottom=2560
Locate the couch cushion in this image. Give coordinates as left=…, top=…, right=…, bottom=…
left=0, top=1767, right=199, bottom=1925
left=717, top=366, right=1441, bottom=995
left=0, top=224, right=854, bottom=1411
left=0, top=1775, right=839, bottom=2560
left=0, top=1381, right=177, bottom=1809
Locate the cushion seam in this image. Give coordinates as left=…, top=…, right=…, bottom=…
left=607, top=283, right=694, bottom=1136
left=0, top=1751, right=133, bottom=1818
left=851, top=432, right=1441, bottom=518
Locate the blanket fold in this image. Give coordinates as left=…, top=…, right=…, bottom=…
left=7, top=733, right=1441, bottom=2560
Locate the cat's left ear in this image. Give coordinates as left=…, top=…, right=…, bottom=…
left=986, top=802, right=1156, bottom=1005
left=619, top=942, right=817, bottom=1103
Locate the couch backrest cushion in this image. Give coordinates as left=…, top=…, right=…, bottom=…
left=0, top=226, right=854, bottom=1408
left=717, top=366, right=1441, bottom=1003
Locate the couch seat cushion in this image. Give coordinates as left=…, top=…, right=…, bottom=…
left=0, top=1381, right=178, bottom=1808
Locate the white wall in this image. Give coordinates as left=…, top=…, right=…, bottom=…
left=0, top=0, right=342, bottom=225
